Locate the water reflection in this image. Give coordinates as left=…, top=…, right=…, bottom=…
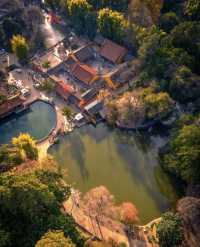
left=49, top=123, right=178, bottom=223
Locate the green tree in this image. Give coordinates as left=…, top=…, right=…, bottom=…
left=35, top=230, right=75, bottom=247
left=84, top=11, right=97, bottom=39
left=161, top=124, right=200, bottom=183
left=0, top=145, right=24, bottom=172
left=170, top=21, right=200, bottom=72
left=0, top=169, right=83, bottom=247
left=159, top=12, right=179, bottom=32
left=12, top=133, right=38, bottom=160
left=45, top=0, right=62, bottom=9
left=97, top=8, right=128, bottom=43
left=156, top=212, right=183, bottom=247
left=41, top=78, right=55, bottom=93
left=0, top=227, right=11, bottom=247
left=140, top=87, right=174, bottom=120
left=139, top=27, right=193, bottom=80
left=185, top=0, right=200, bottom=20
left=0, top=17, right=23, bottom=49
left=11, top=35, right=29, bottom=61
left=62, top=106, right=73, bottom=119
left=169, top=66, right=200, bottom=102
left=88, top=0, right=128, bottom=11
left=67, top=0, right=93, bottom=35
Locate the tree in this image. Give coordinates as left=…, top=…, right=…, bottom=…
left=159, top=12, right=179, bottom=32
left=140, top=87, right=174, bottom=120
left=62, top=106, right=73, bottom=120
left=139, top=27, right=193, bottom=80
left=97, top=8, right=128, bottom=43
left=0, top=169, right=83, bottom=247
left=44, top=0, right=61, bottom=10
left=185, top=0, right=200, bottom=21
left=35, top=230, right=75, bottom=247
left=84, top=11, right=97, bottom=39
left=156, top=212, right=183, bottom=247
left=0, top=145, right=24, bottom=172
left=169, top=66, right=200, bottom=102
left=161, top=124, right=200, bottom=183
left=129, top=0, right=163, bottom=27
left=42, top=60, right=51, bottom=69
left=88, top=0, right=128, bottom=11
left=12, top=133, right=38, bottom=160
left=0, top=17, right=23, bottom=49
left=41, top=78, right=55, bottom=93
left=0, top=227, right=11, bottom=247
left=120, top=202, right=139, bottom=226
left=67, top=0, right=94, bottom=35
left=11, top=35, right=29, bottom=61
left=170, top=21, right=200, bottom=73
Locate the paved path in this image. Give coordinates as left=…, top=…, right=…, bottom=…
left=10, top=68, right=65, bottom=158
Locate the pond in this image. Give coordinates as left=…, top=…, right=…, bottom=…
left=0, top=100, right=56, bottom=144
left=48, top=123, right=179, bottom=224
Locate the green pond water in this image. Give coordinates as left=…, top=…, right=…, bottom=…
left=49, top=123, right=179, bottom=224
left=0, top=100, right=56, bottom=144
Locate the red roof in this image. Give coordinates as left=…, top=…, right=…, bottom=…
left=71, top=63, right=97, bottom=84
left=56, top=81, right=74, bottom=101
left=100, top=39, right=127, bottom=63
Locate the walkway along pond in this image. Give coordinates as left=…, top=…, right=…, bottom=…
left=48, top=123, right=179, bottom=224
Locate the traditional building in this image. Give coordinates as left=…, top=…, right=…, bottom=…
left=100, top=39, right=127, bottom=64
left=32, top=51, right=62, bottom=74
left=84, top=99, right=103, bottom=115
left=73, top=45, right=94, bottom=62
left=55, top=81, right=75, bottom=101
left=71, top=63, right=98, bottom=85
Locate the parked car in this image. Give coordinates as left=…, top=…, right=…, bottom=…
left=21, top=88, right=31, bottom=97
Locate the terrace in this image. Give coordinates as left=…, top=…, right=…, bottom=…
left=31, top=42, right=68, bottom=74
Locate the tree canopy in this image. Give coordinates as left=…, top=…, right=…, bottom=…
left=156, top=212, right=183, bottom=247
left=12, top=133, right=38, bottom=161
left=11, top=34, right=29, bottom=61
left=97, top=8, right=128, bottom=43
left=185, top=0, right=200, bottom=20
left=67, top=0, right=95, bottom=36
left=0, top=168, right=83, bottom=247
left=161, top=123, right=200, bottom=183
left=35, top=230, right=75, bottom=247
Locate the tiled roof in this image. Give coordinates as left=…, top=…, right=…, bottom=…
left=74, top=45, right=93, bottom=62
left=71, top=63, right=97, bottom=84
left=56, top=81, right=74, bottom=100
left=100, top=39, right=127, bottom=63
left=65, top=55, right=77, bottom=70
